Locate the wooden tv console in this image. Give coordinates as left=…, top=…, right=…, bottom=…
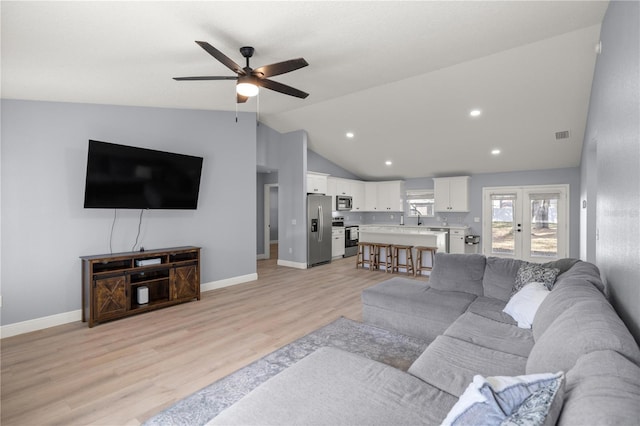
left=81, top=246, right=200, bottom=327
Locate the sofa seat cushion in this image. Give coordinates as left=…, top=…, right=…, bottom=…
left=362, top=277, right=476, bottom=340
left=527, top=299, right=640, bottom=375
left=208, top=347, right=457, bottom=426
left=444, top=312, right=534, bottom=357
left=408, top=336, right=528, bottom=397
left=464, top=296, right=517, bottom=325
left=559, top=350, right=640, bottom=426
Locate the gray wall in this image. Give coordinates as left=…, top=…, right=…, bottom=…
left=580, top=1, right=640, bottom=343
left=307, top=149, right=361, bottom=180
left=1, top=100, right=257, bottom=325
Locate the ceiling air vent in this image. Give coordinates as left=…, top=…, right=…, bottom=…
left=555, top=130, right=571, bottom=140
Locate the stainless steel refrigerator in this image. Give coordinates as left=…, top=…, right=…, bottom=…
left=307, top=194, right=332, bottom=267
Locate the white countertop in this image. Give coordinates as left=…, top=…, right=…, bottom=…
left=359, top=224, right=469, bottom=232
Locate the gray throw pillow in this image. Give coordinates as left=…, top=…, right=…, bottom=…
left=441, top=372, right=565, bottom=426
left=512, top=262, right=560, bottom=295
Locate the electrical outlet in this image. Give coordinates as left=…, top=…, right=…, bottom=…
left=292, top=219, right=296, bottom=225
left=289, top=247, right=293, bottom=254
left=390, top=214, right=394, bottom=219
left=474, top=217, right=480, bottom=223
left=0, top=295, right=3, bottom=307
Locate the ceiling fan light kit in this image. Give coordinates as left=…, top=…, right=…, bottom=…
left=236, top=76, right=259, bottom=97
left=174, top=41, right=309, bottom=103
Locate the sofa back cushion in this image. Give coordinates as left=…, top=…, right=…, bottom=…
left=532, top=278, right=607, bottom=341
left=429, top=253, right=486, bottom=296
left=526, top=299, right=640, bottom=375
left=482, top=257, right=524, bottom=301
left=559, top=350, right=640, bottom=426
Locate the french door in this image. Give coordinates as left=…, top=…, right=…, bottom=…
left=482, top=185, right=569, bottom=262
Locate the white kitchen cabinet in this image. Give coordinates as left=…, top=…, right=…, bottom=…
left=307, top=172, right=328, bottom=195
left=449, top=228, right=468, bottom=254
left=332, top=227, right=345, bottom=258
left=364, top=182, right=378, bottom=211
left=350, top=180, right=365, bottom=211
left=377, top=181, right=405, bottom=211
left=433, top=176, right=470, bottom=212
left=335, top=179, right=350, bottom=196
left=363, top=181, right=405, bottom=211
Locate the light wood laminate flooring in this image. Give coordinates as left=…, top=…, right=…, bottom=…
left=1, top=247, right=425, bottom=425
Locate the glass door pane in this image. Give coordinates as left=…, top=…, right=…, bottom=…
left=490, top=193, right=517, bottom=256
left=529, top=194, right=559, bottom=258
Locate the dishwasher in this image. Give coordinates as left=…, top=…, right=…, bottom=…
left=427, top=227, right=449, bottom=253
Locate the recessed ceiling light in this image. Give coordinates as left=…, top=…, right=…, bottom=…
left=346, top=132, right=355, bottom=138
left=470, top=109, right=482, bottom=117
left=491, top=149, right=501, bottom=155
left=385, top=160, right=393, bottom=166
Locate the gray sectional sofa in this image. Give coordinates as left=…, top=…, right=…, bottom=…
left=209, top=254, right=640, bottom=425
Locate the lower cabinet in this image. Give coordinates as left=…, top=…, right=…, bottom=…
left=171, top=264, right=199, bottom=301
left=449, top=229, right=468, bottom=254
left=82, top=246, right=200, bottom=327
left=94, top=275, right=127, bottom=320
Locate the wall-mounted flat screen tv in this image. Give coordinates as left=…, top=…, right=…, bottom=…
left=84, top=140, right=204, bottom=209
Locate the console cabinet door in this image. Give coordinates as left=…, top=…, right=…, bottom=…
left=171, top=264, right=199, bottom=301
left=94, top=275, right=127, bottom=320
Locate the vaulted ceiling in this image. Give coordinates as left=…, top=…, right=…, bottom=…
left=1, top=1, right=609, bottom=179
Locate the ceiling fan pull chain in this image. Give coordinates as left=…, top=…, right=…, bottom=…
left=235, top=98, right=238, bottom=123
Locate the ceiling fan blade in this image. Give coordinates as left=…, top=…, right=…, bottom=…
left=253, top=58, right=308, bottom=78
left=237, top=93, right=249, bottom=104
left=173, top=76, right=238, bottom=81
left=258, top=78, right=309, bottom=99
left=195, top=41, right=245, bottom=75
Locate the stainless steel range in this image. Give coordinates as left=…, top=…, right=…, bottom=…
left=344, top=225, right=359, bottom=257
left=332, top=218, right=359, bottom=257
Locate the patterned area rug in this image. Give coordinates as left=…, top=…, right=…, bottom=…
left=144, top=317, right=430, bottom=426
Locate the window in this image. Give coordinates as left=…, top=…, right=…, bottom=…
left=406, top=189, right=435, bottom=217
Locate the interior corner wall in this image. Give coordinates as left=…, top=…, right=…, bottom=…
left=580, top=0, right=640, bottom=343
left=256, top=123, right=307, bottom=265
left=307, top=149, right=361, bottom=180
left=1, top=100, right=257, bottom=326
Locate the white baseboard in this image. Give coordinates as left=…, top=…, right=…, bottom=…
left=1, top=309, right=82, bottom=339
left=256, top=253, right=267, bottom=260
left=277, top=259, right=307, bottom=269
left=1, top=273, right=259, bottom=339
left=200, top=273, right=258, bottom=292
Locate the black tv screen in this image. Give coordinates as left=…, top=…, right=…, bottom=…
left=84, top=140, right=204, bottom=209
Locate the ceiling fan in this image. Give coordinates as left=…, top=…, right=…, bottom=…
left=174, top=41, right=309, bottom=103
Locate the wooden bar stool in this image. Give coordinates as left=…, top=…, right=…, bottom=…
left=415, top=246, right=437, bottom=277
left=356, top=241, right=376, bottom=271
left=392, top=244, right=414, bottom=275
left=372, top=242, right=393, bottom=272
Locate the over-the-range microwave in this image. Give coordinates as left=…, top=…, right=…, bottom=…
left=336, top=195, right=353, bottom=211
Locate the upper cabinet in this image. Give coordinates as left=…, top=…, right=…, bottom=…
left=377, top=181, right=406, bottom=211
left=350, top=180, right=365, bottom=211
left=364, top=181, right=405, bottom=212
left=307, top=172, right=329, bottom=195
left=314, top=174, right=405, bottom=212
left=433, top=176, right=470, bottom=212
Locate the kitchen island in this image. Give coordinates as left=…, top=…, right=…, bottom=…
left=358, top=225, right=448, bottom=253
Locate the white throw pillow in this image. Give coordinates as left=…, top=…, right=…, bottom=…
left=441, top=372, right=564, bottom=426
left=503, top=282, right=550, bottom=329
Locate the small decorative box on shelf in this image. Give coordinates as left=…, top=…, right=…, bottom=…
left=80, top=246, right=200, bottom=327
